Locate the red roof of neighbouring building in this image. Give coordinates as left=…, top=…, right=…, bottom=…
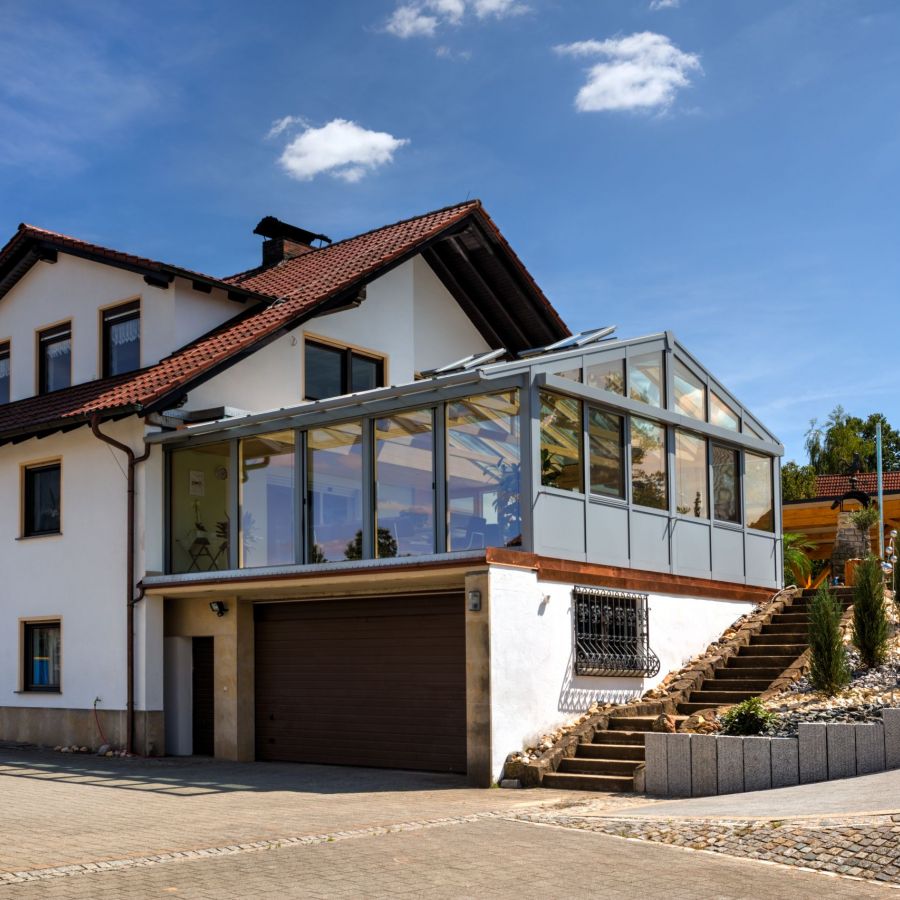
left=0, top=201, right=568, bottom=444
left=815, top=472, right=900, bottom=497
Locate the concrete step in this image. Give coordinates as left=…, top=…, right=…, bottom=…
left=742, top=643, right=805, bottom=657
left=751, top=632, right=808, bottom=647
left=761, top=622, right=809, bottom=635
left=687, top=690, right=757, bottom=705
left=591, top=730, right=645, bottom=746
left=775, top=613, right=813, bottom=624
left=701, top=678, right=773, bottom=692
left=558, top=757, right=640, bottom=776
left=677, top=702, right=725, bottom=714
left=542, top=772, right=634, bottom=792
left=607, top=716, right=684, bottom=732
left=725, top=656, right=793, bottom=671
left=579, top=743, right=644, bottom=761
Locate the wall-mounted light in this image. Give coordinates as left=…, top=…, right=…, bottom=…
left=209, top=600, right=228, bottom=617
left=467, top=590, right=482, bottom=612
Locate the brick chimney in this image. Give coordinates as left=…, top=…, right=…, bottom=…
left=253, top=216, right=331, bottom=267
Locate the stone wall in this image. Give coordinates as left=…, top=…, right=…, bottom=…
left=645, top=710, right=900, bottom=797
left=832, top=511, right=870, bottom=582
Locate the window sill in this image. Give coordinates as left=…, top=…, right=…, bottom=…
left=14, top=689, right=61, bottom=695
left=16, top=532, right=63, bottom=541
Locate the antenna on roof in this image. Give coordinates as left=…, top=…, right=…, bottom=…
left=420, top=348, right=507, bottom=378
left=518, top=325, right=617, bottom=359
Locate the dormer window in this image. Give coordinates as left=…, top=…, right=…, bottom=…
left=38, top=323, right=71, bottom=394
left=304, top=338, right=385, bottom=401
left=102, top=300, right=141, bottom=377
left=0, top=341, right=9, bottom=404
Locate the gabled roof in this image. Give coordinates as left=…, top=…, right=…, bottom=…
left=0, top=201, right=569, bottom=446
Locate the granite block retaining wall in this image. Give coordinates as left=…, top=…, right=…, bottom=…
left=644, top=709, right=900, bottom=797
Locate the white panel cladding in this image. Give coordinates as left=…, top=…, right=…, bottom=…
left=487, top=563, right=755, bottom=781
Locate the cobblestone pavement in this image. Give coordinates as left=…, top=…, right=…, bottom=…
left=1, top=818, right=893, bottom=899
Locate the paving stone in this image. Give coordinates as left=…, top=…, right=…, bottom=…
left=690, top=734, right=717, bottom=797
left=743, top=737, right=772, bottom=792
left=666, top=733, right=691, bottom=798
left=826, top=723, right=856, bottom=780
left=716, top=736, right=744, bottom=795
left=770, top=738, right=800, bottom=788
left=883, top=708, right=900, bottom=770
left=799, top=723, right=827, bottom=784
left=644, top=732, right=668, bottom=796
left=855, top=723, right=886, bottom=776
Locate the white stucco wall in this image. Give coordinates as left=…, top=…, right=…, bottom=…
left=487, top=564, right=756, bottom=780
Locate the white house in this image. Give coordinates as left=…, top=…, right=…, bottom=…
left=0, top=202, right=783, bottom=784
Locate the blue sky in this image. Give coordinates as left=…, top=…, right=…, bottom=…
left=2, top=0, right=899, bottom=464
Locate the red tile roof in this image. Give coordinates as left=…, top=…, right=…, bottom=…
left=815, top=472, right=900, bottom=497
left=0, top=200, right=565, bottom=444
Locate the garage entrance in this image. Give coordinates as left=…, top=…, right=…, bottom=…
left=254, top=593, right=466, bottom=773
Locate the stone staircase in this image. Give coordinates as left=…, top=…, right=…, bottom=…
left=541, top=587, right=853, bottom=793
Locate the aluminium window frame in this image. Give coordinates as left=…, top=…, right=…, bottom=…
left=101, top=298, right=141, bottom=378
left=303, top=336, right=386, bottom=401
left=22, top=619, right=62, bottom=693
left=36, top=320, right=73, bottom=395
left=21, top=459, right=62, bottom=538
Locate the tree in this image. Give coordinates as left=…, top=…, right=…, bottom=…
left=851, top=556, right=890, bottom=668
left=783, top=532, right=815, bottom=587
left=807, top=585, right=851, bottom=695
left=805, top=407, right=900, bottom=474
left=781, top=461, right=817, bottom=501
left=850, top=504, right=880, bottom=555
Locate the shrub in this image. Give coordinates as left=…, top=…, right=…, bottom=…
left=720, top=697, right=779, bottom=736
left=807, top=584, right=851, bottom=695
left=852, top=556, right=890, bottom=668
left=850, top=505, right=880, bottom=553
left=783, top=532, right=815, bottom=587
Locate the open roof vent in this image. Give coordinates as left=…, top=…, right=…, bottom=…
left=419, top=348, right=507, bottom=378
left=518, top=325, right=617, bottom=359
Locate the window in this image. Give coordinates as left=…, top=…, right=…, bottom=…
left=38, top=323, right=71, bottom=394
left=0, top=341, right=9, bottom=404
left=586, top=358, right=625, bottom=395
left=447, top=391, right=521, bottom=550
left=712, top=444, right=740, bottom=524
left=539, top=391, right=583, bottom=492
left=631, top=417, right=667, bottom=510
left=102, top=301, right=140, bottom=377
left=588, top=407, right=625, bottom=499
left=24, top=622, right=61, bottom=692
left=308, top=421, right=364, bottom=563
left=675, top=431, right=708, bottom=518
left=710, top=392, right=739, bottom=431
left=240, top=431, right=295, bottom=567
left=673, top=360, right=705, bottom=421
left=745, top=451, right=775, bottom=532
left=304, top=339, right=384, bottom=401
left=23, top=463, right=61, bottom=536
left=628, top=352, right=663, bottom=408
left=573, top=587, right=660, bottom=677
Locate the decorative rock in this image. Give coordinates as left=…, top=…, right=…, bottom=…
left=799, top=723, right=827, bottom=783
left=97, top=744, right=110, bottom=756
left=690, top=734, right=717, bottom=797
left=743, top=737, right=772, bottom=792
left=826, top=722, right=856, bottom=780
left=499, top=779, right=522, bottom=789
left=105, top=750, right=114, bottom=757
left=855, top=723, right=886, bottom=775
left=652, top=714, right=677, bottom=733
left=680, top=710, right=720, bottom=735
left=770, top=738, right=800, bottom=788
left=717, top=736, right=744, bottom=795
left=644, top=732, right=668, bottom=796
left=666, top=734, right=691, bottom=797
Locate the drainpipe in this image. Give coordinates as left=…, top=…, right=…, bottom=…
left=90, top=415, right=152, bottom=755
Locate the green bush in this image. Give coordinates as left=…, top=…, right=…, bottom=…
left=852, top=556, right=890, bottom=668
left=807, top=585, right=851, bottom=695
left=720, top=697, right=779, bottom=736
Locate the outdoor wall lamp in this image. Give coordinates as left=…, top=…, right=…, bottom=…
left=467, top=590, right=482, bottom=612
left=209, top=600, right=229, bottom=617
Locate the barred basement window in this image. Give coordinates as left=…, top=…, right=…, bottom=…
left=573, top=586, right=660, bottom=677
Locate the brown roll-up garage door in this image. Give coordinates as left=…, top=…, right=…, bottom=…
left=254, top=593, right=466, bottom=773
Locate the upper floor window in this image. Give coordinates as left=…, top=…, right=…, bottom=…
left=0, top=341, right=9, bottom=404
left=23, top=462, right=61, bottom=537
left=304, top=339, right=384, bottom=401
left=38, top=323, right=71, bottom=394
left=102, top=301, right=141, bottom=377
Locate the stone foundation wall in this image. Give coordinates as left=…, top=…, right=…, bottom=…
left=645, top=711, right=900, bottom=797
left=0, top=707, right=164, bottom=756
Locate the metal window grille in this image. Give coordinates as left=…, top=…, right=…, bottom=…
left=573, top=586, right=660, bottom=677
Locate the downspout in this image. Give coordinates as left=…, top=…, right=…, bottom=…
left=90, top=415, right=152, bottom=755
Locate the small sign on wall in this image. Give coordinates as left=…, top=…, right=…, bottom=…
left=189, top=470, right=205, bottom=497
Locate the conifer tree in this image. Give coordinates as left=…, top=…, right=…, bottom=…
left=808, top=584, right=850, bottom=695
left=852, top=556, right=890, bottom=668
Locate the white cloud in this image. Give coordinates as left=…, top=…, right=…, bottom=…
left=649, top=0, right=680, bottom=10
left=276, top=118, right=409, bottom=183
left=266, top=115, right=306, bottom=139
left=555, top=32, right=700, bottom=113
left=384, top=0, right=527, bottom=38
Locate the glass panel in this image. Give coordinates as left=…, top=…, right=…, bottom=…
left=589, top=408, right=625, bottom=499
left=743, top=420, right=763, bottom=440
left=745, top=451, right=774, bottom=532
left=240, top=431, right=295, bottom=567
left=675, top=431, right=708, bottom=518
left=375, top=409, right=435, bottom=557
left=27, top=624, right=60, bottom=690
left=555, top=367, right=582, bottom=383
left=628, top=352, right=663, bottom=407
left=308, top=421, right=365, bottom=562
left=305, top=341, right=343, bottom=400
left=673, top=360, right=705, bottom=421
left=539, top=391, right=583, bottom=492
left=586, top=358, right=625, bottom=395
left=710, top=392, right=739, bottom=431
left=41, top=330, right=71, bottom=393
left=0, top=343, right=9, bottom=404
left=169, top=442, right=231, bottom=573
left=25, top=465, right=61, bottom=535
left=712, top=444, right=740, bottom=523
left=631, top=417, right=667, bottom=510
left=350, top=354, right=382, bottom=393
left=106, top=313, right=140, bottom=375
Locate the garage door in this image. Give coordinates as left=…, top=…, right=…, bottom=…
left=254, top=593, right=466, bottom=773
